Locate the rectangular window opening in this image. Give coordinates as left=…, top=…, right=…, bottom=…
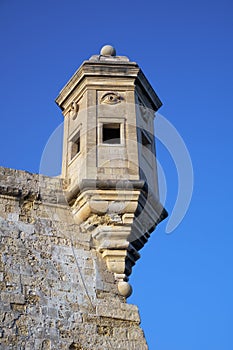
left=141, top=130, right=152, bottom=150
left=71, top=131, right=80, bottom=160
left=103, top=123, right=121, bottom=144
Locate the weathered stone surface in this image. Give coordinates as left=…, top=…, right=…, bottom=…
left=55, top=48, right=167, bottom=298
left=0, top=47, right=169, bottom=349
left=0, top=167, right=148, bottom=349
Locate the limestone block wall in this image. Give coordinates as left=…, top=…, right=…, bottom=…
left=0, top=167, right=148, bottom=350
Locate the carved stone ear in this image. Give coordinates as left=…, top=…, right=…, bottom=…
left=139, top=102, right=147, bottom=116
left=69, top=101, right=79, bottom=120
left=100, top=92, right=123, bottom=105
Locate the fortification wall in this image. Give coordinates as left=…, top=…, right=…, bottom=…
left=0, top=167, right=148, bottom=350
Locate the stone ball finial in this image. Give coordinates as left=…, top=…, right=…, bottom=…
left=118, top=281, right=132, bottom=298
left=100, top=45, right=116, bottom=56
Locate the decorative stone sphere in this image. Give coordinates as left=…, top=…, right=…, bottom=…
left=118, top=281, right=132, bottom=298
left=100, top=45, right=116, bottom=56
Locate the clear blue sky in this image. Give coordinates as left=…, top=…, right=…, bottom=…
left=0, top=1, right=233, bottom=349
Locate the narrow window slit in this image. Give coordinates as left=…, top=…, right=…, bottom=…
left=71, top=131, right=80, bottom=160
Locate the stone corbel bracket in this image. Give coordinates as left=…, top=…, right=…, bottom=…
left=66, top=179, right=167, bottom=297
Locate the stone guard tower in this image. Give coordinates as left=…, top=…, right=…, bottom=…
left=56, top=45, right=167, bottom=297
left=0, top=45, right=168, bottom=349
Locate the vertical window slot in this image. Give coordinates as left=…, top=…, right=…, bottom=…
left=71, top=131, right=80, bottom=160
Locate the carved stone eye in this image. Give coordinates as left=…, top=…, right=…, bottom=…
left=101, top=92, right=122, bottom=105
